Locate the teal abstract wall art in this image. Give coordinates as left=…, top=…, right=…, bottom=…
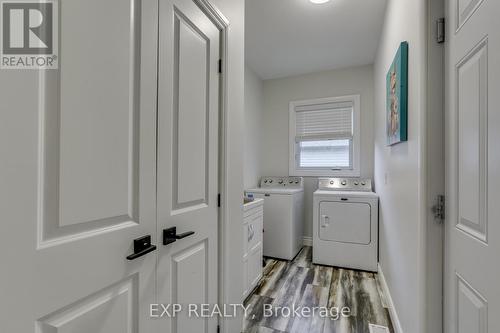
left=386, top=41, right=408, bottom=146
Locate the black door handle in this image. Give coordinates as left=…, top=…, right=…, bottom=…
left=126, top=235, right=156, bottom=260
left=163, top=227, right=195, bottom=245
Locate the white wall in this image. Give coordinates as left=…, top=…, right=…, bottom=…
left=259, top=65, right=375, bottom=237
left=373, top=0, right=427, bottom=332
left=244, top=65, right=264, bottom=189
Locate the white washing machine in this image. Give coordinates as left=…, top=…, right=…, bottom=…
left=246, top=177, right=304, bottom=260
left=313, top=178, right=378, bottom=272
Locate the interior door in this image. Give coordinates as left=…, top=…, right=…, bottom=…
left=156, top=0, right=220, bottom=332
left=0, top=0, right=159, bottom=331
left=445, top=0, right=500, bottom=332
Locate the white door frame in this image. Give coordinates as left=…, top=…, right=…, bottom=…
left=425, top=0, right=445, bottom=332
left=193, top=0, right=232, bottom=331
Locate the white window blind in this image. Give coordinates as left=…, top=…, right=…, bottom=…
left=289, top=95, right=360, bottom=177
left=294, top=101, right=354, bottom=142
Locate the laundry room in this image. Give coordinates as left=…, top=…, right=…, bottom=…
left=242, top=0, right=445, bottom=332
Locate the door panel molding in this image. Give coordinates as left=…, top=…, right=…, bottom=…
left=455, top=0, right=485, bottom=32
left=172, top=8, right=210, bottom=211
left=36, top=275, right=138, bottom=333
left=171, top=240, right=209, bottom=332
left=36, top=0, right=142, bottom=248
left=456, top=272, right=488, bottom=333
left=455, top=36, right=488, bottom=243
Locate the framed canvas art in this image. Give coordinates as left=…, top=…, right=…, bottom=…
left=386, top=41, right=408, bottom=145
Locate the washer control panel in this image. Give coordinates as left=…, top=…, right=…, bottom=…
left=260, top=176, right=303, bottom=188
left=318, top=178, right=372, bottom=192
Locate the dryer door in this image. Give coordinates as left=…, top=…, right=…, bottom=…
left=319, top=201, right=371, bottom=244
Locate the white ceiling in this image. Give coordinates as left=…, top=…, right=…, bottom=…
left=245, top=0, right=387, bottom=80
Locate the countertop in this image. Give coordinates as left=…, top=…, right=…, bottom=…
left=243, top=198, right=264, bottom=212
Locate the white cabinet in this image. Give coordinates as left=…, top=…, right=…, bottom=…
left=242, top=198, right=264, bottom=299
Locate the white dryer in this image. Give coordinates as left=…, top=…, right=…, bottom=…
left=313, top=178, right=378, bottom=272
left=246, top=177, right=304, bottom=260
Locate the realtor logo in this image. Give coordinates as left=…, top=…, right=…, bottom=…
left=1, top=0, right=58, bottom=69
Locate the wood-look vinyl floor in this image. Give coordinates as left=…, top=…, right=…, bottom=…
left=242, top=247, right=393, bottom=333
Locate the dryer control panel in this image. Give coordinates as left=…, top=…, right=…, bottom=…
left=318, top=178, right=372, bottom=192
left=259, top=176, right=303, bottom=188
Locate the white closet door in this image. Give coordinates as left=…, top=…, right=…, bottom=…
left=445, top=0, right=500, bottom=331
left=0, top=0, right=159, bottom=331
left=156, top=0, right=221, bottom=332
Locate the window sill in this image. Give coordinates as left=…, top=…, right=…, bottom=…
left=289, top=168, right=360, bottom=177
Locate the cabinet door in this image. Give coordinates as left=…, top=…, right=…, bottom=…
left=243, top=222, right=250, bottom=257
left=246, top=210, right=263, bottom=254
left=247, top=243, right=263, bottom=290
left=243, top=255, right=249, bottom=297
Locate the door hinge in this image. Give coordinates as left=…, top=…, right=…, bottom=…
left=218, top=59, right=222, bottom=73
left=217, top=193, right=221, bottom=207
left=432, top=195, right=445, bottom=222
left=436, top=17, right=445, bottom=44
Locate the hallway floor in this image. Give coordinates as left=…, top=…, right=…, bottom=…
left=242, top=247, right=394, bottom=333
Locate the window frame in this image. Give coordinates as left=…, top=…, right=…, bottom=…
left=288, top=94, right=361, bottom=177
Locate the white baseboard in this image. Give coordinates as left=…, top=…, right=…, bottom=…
left=377, top=263, right=404, bottom=333
left=302, top=236, right=312, bottom=246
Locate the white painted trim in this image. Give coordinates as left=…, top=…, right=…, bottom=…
left=194, top=0, right=229, bottom=28
left=193, top=1, right=230, bottom=332
left=377, top=264, right=404, bottom=333
left=288, top=94, right=361, bottom=177
left=302, top=236, right=313, bottom=246
left=424, top=1, right=445, bottom=333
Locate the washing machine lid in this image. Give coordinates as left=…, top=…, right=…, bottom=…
left=314, top=190, right=378, bottom=199
left=246, top=188, right=303, bottom=195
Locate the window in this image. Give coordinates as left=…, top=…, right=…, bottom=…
left=289, top=95, right=360, bottom=177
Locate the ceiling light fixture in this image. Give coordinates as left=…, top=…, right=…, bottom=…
left=309, top=0, right=330, bottom=4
